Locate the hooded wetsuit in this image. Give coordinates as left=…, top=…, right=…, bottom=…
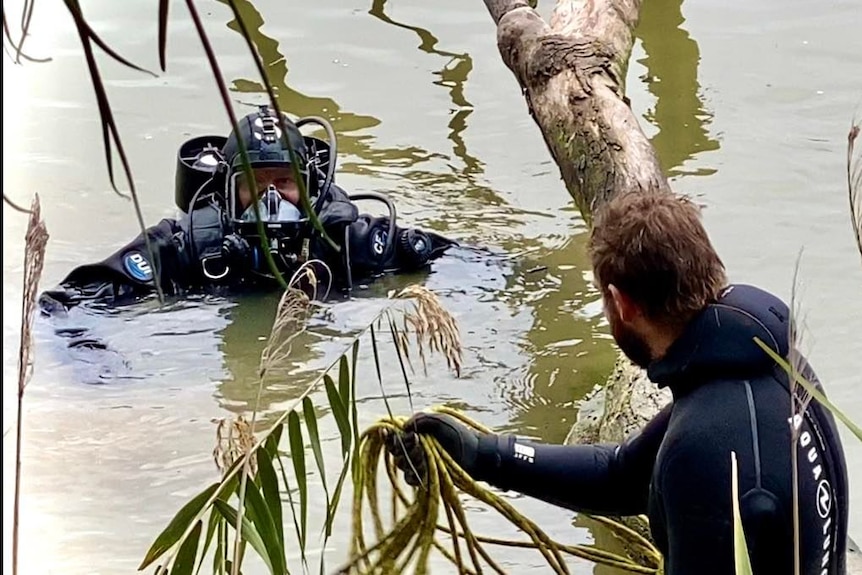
left=469, top=284, right=849, bottom=574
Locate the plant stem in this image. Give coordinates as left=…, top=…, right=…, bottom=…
left=14, top=383, right=23, bottom=575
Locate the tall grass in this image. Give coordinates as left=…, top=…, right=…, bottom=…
left=139, top=284, right=463, bottom=574
left=10, top=196, right=49, bottom=575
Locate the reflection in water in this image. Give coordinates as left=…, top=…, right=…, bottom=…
left=367, top=0, right=482, bottom=177
left=223, top=0, right=510, bottom=232
left=508, top=0, right=721, bottom=442
left=496, top=230, right=618, bottom=442
left=215, top=292, right=321, bottom=418
left=222, top=0, right=443, bottom=171
left=635, top=0, right=719, bottom=177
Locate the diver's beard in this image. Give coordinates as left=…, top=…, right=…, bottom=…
left=611, top=318, right=653, bottom=369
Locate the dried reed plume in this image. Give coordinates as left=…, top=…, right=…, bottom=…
left=258, top=287, right=313, bottom=384
left=212, top=415, right=257, bottom=477
left=393, top=285, right=463, bottom=378
left=14, top=194, right=49, bottom=575
left=211, top=267, right=320, bottom=473
left=848, top=119, right=862, bottom=263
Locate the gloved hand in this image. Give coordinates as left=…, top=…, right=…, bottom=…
left=385, top=412, right=485, bottom=487
left=221, top=233, right=252, bottom=270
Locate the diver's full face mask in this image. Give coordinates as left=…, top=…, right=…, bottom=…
left=227, top=167, right=305, bottom=223
left=243, top=186, right=303, bottom=223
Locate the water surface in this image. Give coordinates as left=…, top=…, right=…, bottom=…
left=3, top=0, right=860, bottom=573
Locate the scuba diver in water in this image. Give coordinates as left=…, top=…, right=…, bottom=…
left=39, top=106, right=455, bottom=313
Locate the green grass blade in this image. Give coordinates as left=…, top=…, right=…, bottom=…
left=242, top=477, right=287, bottom=575
left=323, top=372, right=353, bottom=539
left=223, top=0, right=339, bottom=253
left=324, top=457, right=352, bottom=539
left=324, top=375, right=351, bottom=456
left=369, top=324, right=384, bottom=390
left=171, top=520, right=202, bottom=575
left=387, top=315, right=415, bottom=412
left=338, top=355, right=350, bottom=412
left=731, top=452, right=754, bottom=575
left=275, top=452, right=305, bottom=569
left=350, top=340, right=361, bottom=462
left=351, top=340, right=360, bottom=389
left=287, top=411, right=308, bottom=553
left=264, top=423, right=284, bottom=460
left=140, top=482, right=220, bottom=569
left=255, top=449, right=285, bottom=551
left=302, top=397, right=329, bottom=497
left=157, top=0, right=169, bottom=71
left=213, top=516, right=226, bottom=575
left=213, top=499, right=275, bottom=575
left=195, top=508, right=223, bottom=575
left=369, top=324, right=397, bottom=421
left=754, top=337, right=862, bottom=441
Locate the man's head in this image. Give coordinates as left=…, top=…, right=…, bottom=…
left=236, top=167, right=300, bottom=211
left=222, top=106, right=309, bottom=219
left=588, top=192, right=727, bottom=367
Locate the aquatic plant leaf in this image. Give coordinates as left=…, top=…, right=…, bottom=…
left=323, top=374, right=353, bottom=539
left=171, top=520, right=202, bottom=575
left=275, top=451, right=305, bottom=569
left=213, top=517, right=226, bottom=575
left=256, top=449, right=285, bottom=550
left=339, top=356, right=351, bottom=412
left=755, top=337, right=862, bottom=442
left=61, top=0, right=167, bottom=304
left=158, top=0, right=169, bottom=71
left=388, top=315, right=415, bottom=412
left=369, top=324, right=397, bottom=422
left=140, top=482, right=219, bottom=569
left=213, top=499, right=275, bottom=575
left=195, top=508, right=222, bottom=575
left=243, top=477, right=287, bottom=574
left=264, top=423, right=284, bottom=460
left=288, top=411, right=308, bottom=551
left=325, top=461, right=351, bottom=540
left=731, top=452, right=754, bottom=575
left=303, top=397, right=329, bottom=496
left=350, top=340, right=361, bottom=457
left=222, top=0, right=338, bottom=252
left=324, top=375, right=351, bottom=456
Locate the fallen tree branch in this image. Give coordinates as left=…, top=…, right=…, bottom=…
left=482, top=0, right=668, bottom=223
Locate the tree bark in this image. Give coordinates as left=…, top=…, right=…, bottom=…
left=483, top=0, right=669, bottom=225
left=481, top=0, right=671, bottom=445
left=477, top=4, right=674, bottom=548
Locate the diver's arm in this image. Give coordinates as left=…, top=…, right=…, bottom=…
left=39, top=218, right=189, bottom=311
left=477, top=404, right=671, bottom=515
left=396, top=404, right=671, bottom=516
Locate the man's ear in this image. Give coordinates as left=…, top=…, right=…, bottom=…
left=608, top=284, right=640, bottom=324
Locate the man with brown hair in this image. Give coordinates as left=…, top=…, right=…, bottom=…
left=388, top=192, right=849, bottom=574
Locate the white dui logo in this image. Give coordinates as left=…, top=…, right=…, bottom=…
left=123, top=251, right=154, bottom=282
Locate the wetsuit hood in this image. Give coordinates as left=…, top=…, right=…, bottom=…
left=648, top=284, right=793, bottom=394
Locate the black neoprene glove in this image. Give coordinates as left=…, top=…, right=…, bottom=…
left=385, top=413, right=489, bottom=487
left=221, top=234, right=252, bottom=269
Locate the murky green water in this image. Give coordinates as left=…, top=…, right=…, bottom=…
left=3, top=1, right=860, bottom=573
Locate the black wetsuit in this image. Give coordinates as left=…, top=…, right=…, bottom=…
left=39, top=184, right=455, bottom=311
left=469, top=284, right=848, bottom=574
